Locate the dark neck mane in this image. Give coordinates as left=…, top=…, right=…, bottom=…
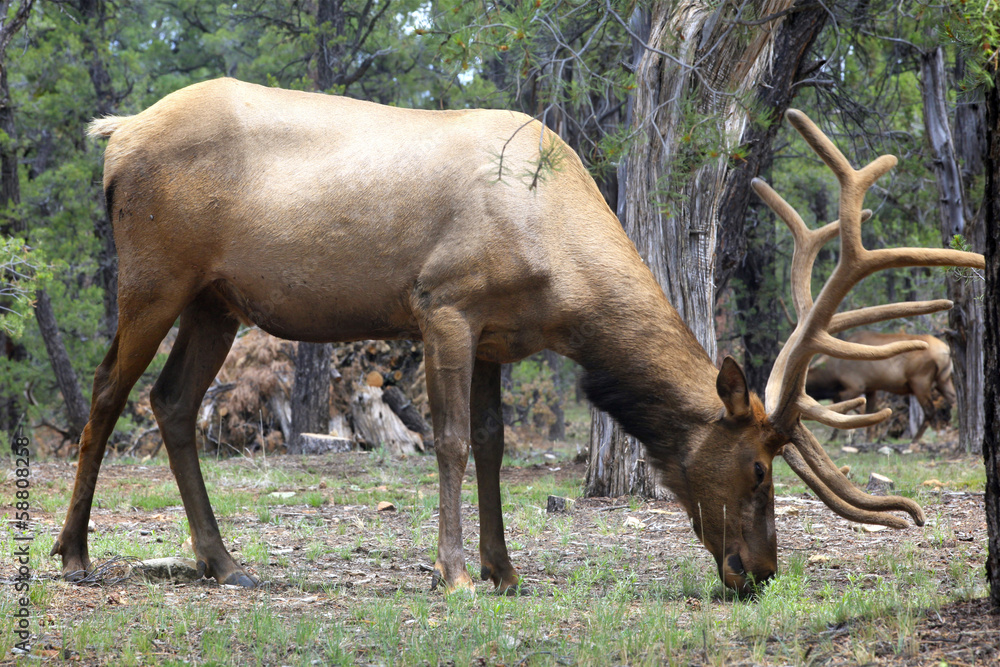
left=575, top=296, right=722, bottom=464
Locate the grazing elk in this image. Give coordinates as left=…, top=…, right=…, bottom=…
left=807, top=332, right=956, bottom=442
left=52, top=78, right=984, bottom=595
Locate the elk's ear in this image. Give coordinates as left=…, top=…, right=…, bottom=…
left=717, top=356, right=751, bottom=418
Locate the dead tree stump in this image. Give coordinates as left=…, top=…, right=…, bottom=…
left=351, top=385, right=424, bottom=456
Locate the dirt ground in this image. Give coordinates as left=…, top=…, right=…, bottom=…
left=4, top=449, right=999, bottom=666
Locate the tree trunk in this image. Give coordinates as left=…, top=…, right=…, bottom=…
left=716, top=0, right=828, bottom=394
left=1, top=332, right=27, bottom=435
left=587, top=8, right=662, bottom=499
left=289, top=342, right=332, bottom=454
left=920, top=46, right=984, bottom=453
left=543, top=349, right=565, bottom=441
left=34, top=290, right=90, bottom=442
left=982, top=55, right=1000, bottom=610
left=586, top=0, right=807, bottom=498
left=951, top=53, right=987, bottom=453
left=315, top=0, right=346, bottom=91
left=351, top=384, right=423, bottom=456
left=500, top=363, right=515, bottom=425
left=77, top=0, right=119, bottom=337
left=0, top=66, right=21, bottom=237
left=921, top=48, right=968, bottom=239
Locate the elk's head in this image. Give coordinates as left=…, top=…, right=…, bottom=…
left=677, top=109, right=984, bottom=594
left=670, top=357, right=784, bottom=593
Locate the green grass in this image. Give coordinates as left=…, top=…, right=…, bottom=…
left=2, top=444, right=990, bottom=665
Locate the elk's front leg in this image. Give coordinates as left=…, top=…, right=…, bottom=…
left=422, top=309, right=477, bottom=593
left=470, top=359, right=521, bottom=594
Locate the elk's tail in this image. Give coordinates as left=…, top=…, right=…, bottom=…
left=87, top=116, right=131, bottom=138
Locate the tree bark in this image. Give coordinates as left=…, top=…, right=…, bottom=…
left=717, top=0, right=828, bottom=394
left=288, top=342, right=332, bottom=454
left=587, top=8, right=663, bottom=498
left=982, top=54, right=1000, bottom=610
left=586, top=0, right=808, bottom=497
left=953, top=53, right=987, bottom=454
left=921, top=48, right=969, bottom=240
left=954, top=54, right=985, bottom=184
left=0, top=65, right=21, bottom=237
left=34, top=290, right=90, bottom=442
left=920, top=46, right=985, bottom=454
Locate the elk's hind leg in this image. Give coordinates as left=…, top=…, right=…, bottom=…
left=148, top=288, right=253, bottom=586
left=52, top=293, right=186, bottom=580
left=470, top=359, right=522, bottom=595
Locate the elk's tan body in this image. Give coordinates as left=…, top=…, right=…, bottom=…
left=99, top=79, right=615, bottom=351
left=807, top=332, right=955, bottom=441
left=53, top=79, right=984, bottom=595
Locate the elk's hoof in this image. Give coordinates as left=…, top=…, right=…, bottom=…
left=497, top=582, right=531, bottom=597
left=430, top=567, right=475, bottom=594
left=63, top=568, right=89, bottom=584
left=221, top=571, right=259, bottom=588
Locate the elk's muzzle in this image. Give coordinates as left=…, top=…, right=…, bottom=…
left=720, top=549, right=775, bottom=594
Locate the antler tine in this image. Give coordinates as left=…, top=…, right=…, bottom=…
left=791, top=425, right=925, bottom=524
left=796, top=394, right=891, bottom=429
left=750, top=178, right=872, bottom=321
left=816, top=333, right=927, bottom=361
left=825, top=397, right=867, bottom=414
left=830, top=299, right=953, bottom=334
left=785, top=110, right=896, bottom=264
left=783, top=110, right=855, bottom=182
left=750, top=178, right=819, bottom=320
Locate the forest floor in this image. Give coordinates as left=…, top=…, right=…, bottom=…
left=1, top=429, right=996, bottom=666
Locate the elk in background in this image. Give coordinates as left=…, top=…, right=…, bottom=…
left=51, top=79, right=985, bottom=597
left=807, top=332, right=956, bottom=443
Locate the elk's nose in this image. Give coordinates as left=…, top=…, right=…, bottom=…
left=721, top=553, right=775, bottom=593
left=721, top=553, right=747, bottom=590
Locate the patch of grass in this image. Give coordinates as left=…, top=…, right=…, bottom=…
left=129, top=482, right=182, bottom=511
left=5, top=443, right=992, bottom=666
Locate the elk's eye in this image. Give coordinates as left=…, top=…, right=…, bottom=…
left=754, top=462, right=766, bottom=484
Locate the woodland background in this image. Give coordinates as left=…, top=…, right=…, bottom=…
left=2, top=0, right=1000, bottom=602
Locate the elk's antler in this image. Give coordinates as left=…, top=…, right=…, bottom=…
left=755, top=109, right=985, bottom=528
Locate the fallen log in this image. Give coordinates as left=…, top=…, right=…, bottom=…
left=294, top=433, right=355, bottom=455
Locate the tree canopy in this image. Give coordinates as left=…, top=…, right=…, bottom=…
left=0, top=0, right=993, bottom=453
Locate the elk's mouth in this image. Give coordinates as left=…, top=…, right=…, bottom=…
left=719, top=549, right=775, bottom=596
